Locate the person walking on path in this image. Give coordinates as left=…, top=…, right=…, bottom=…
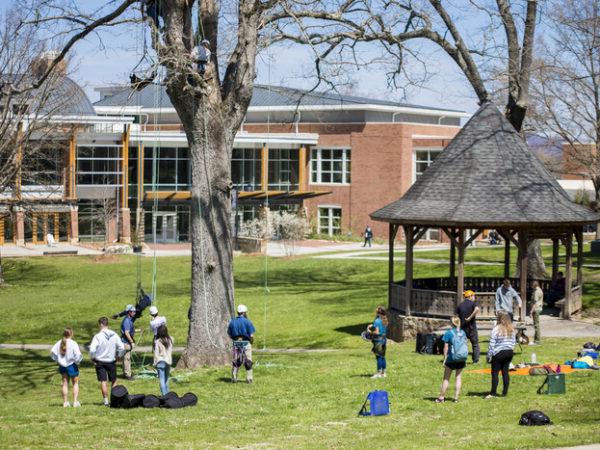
left=50, top=327, right=83, bottom=407
left=90, top=317, right=125, bottom=406
left=227, top=304, right=256, bottom=383
left=486, top=311, right=516, bottom=398
left=495, top=278, right=522, bottom=321
left=369, top=306, right=388, bottom=378
left=530, top=281, right=543, bottom=344
left=362, top=226, right=373, bottom=247
left=153, top=325, right=173, bottom=395
left=456, top=290, right=480, bottom=363
left=120, top=305, right=137, bottom=380
left=436, top=316, right=468, bottom=403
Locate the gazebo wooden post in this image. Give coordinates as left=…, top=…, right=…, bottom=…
left=457, top=228, right=465, bottom=307
left=575, top=229, right=583, bottom=288
left=449, top=231, right=456, bottom=287
left=551, top=237, right=560, bottom=282
left=388, top=224, right=398, bottom=307
left=503, top=230, right=510, bottom=279
left=518, top=231, right=528, bottom=321
left=564, top=231, right=573, bottom=319
left=403, top=225, right=414, bottom=316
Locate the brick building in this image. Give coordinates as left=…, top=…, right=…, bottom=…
left=93, top=84, right=466, bottom=243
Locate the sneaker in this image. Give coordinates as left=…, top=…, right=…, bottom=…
left=370, top=373, right=382, bottom=379
left=63, top=402, right=71, bottom=408
left=247, top=379, right=253, bottom=384
left=231, top=378, right=237, bottom=383
left=103, top=399, right=109, bottom=407
left=73, top=401, right=81, bottom=408
left=485, top=394, right=497, bottom=399
left=380, top=372, right=387, bottom=378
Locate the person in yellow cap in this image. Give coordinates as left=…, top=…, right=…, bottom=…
left=456, top=290, right=480, bottom=363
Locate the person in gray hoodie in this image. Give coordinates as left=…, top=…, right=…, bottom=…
left=89, top=317, right=125, bottom=406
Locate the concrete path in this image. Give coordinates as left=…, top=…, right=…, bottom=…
left=0, top=243, right=102, bottom=257
left=0, top=343, right=336, bottom=353
left=476, top=314, right=600, bottom=338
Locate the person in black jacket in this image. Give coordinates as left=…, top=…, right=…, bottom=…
left=362, top=226, right=373, bottom=247
left=456, top=290, right=480, bottom=363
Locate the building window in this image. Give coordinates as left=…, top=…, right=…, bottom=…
left=143, top=147, right=189, bottom=191
left=414, top=148, right=442, bottom=180
left=77, top=145, right=122, bottom=186
left=232, top=148, right=261, bottom=191
left=318, top=206, right=342, bottom=236
left=268, top=149, right=299, bottom=191
left=311, top=148, right=351, bottom=184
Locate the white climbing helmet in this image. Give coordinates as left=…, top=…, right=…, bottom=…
left=237, top=304, right=248, bottom=314
left=149, top=305, right=158, bottom=316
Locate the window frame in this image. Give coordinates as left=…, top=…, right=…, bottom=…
left=317, top=205, right=342, bottom=236
left=310, top=147, right=351, bottom=185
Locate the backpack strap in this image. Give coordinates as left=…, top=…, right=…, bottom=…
left=537, top=376, right=548, bottom=395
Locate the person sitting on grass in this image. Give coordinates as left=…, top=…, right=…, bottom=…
left=486, top=311, right=516, bottom=399
left=153, top=324, right=173, bottom=395
left=89, top=317, right=125, bottom=406
left=369, top=306, right=388, bottom=378
left=50, top=327, right=83, bottom=408
left=436, top=315, right=468, bottom=403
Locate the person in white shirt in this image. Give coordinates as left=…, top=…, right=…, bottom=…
left=148, top=305, right=167, bottom=337
left=50, top=328, right=83, bottom=407
left=89, top=317, right=125, bottom=406
left=191, top=39, right=211, bottom=74
left=153, top=324, right=173, bottom=395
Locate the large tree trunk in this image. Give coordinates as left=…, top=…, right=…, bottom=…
left=177, top=114, right=235, bottom=367
left=526, top=239, right=547, bottom=279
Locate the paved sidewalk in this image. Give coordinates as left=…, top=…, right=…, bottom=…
left=0, top=243, right=102, bottom=257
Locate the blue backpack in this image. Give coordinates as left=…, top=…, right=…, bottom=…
left=449, top=329, right=468, bottom=362
left=358, top=390, right=389, bottom=416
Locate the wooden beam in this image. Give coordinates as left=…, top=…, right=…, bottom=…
left=15, top=122, right=23, bottom=200
left=388, top=223, right=398, bottom=308
left=552, top=237, right=559, bottom=282
left=464, top=229, right=483, bottom=248
left=564, top=231, right=573, bottom=319
left=518, top=231, right=528, bottom=321
left=403, top=225, right=414, bottom=316
left=54, top=213, right=60, bottom=242
left=576, top=228, right=583, bottom=288
left=0, top=216, right=4, bottom=245
left=298, top=146, right=307, bottom=191
left=450, top=231, right=456, bottom=287
left=68, top=132, right=77, bottom=198
left=457, top=228, right=465, bottom=307
left=121, top=125, right=130, bottom=207
left=261, top=147, right=269, bottom=191
left=32, top=214, right=38, bottom=244
left=413, top=226, right=428, bottom=245
left=503, top=230, right=511, bottom=279
left=137, top=143, right=144, bottom=209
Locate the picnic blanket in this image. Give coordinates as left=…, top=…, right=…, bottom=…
left=467, top=364, right=575, bottom=376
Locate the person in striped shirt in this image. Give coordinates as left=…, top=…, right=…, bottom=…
left=486, top=311, right=516, bottom=398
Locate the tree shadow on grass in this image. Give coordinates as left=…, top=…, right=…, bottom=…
left=334, top=323, right=370, bottom=336
left=465, top=391, right=490, bottom=397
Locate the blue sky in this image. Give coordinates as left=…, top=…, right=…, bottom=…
left=4, top=0, right=480, bottom=112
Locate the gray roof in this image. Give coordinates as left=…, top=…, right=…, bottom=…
left=370, top=102, right=600, bottom=227
left=2, top=75, right=96, bottom=116
left=94, top=83, right=463, bottom=113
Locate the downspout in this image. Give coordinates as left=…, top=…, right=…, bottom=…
left=391, top=111, right=401, bottom=123
left=294, top=110, right=301, bottom=134
left=438, top=115, right=447, bottom=125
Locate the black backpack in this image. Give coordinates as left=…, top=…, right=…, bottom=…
left=181, top=392, right=198, bottom=408
left=519, top=410, right=553, bottom=426
left=122, top=394, right=145, bottom=409
left=110, top=385, right=128, bottom=408
left=143, top=395, right=161, bottom=408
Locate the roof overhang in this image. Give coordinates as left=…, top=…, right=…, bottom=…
left=130, top=130, right=319, bottom=147
left=95, top=104, right=469, bottom=118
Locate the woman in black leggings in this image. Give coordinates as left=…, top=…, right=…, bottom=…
left=486, top=311, right=516, bottom=398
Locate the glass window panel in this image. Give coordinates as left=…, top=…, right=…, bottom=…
left=321, top=149, right=331, bottom=159
left=333, top=161, right=343, bottom=172
left=177, top=159, right=189, bottom=186
left=332, top=172, right=342, bottom=183
left=321, top=172, right=331, bottom=183
left=321, top=161, right=331, bottom=172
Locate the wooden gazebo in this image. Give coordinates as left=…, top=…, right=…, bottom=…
left=370, top=103, right=599, bottom=323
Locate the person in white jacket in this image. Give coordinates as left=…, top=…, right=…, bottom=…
left=89, top=317, right=125, bottom=406
left=148, top=305, right=167, bottom=337
left=50, top=328, right=83, bottom=407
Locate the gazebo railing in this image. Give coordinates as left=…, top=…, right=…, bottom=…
left=391, top=277, right=570, bottom=319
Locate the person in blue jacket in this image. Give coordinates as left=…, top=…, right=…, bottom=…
left=369, top=306, right=388, bottom=378
left=227, top=304, right=256, bottom=383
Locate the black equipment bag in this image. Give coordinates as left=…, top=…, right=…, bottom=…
left=519, top=410, right=553, bottom=426
left=122, top=394, right=146, bottom=409
left=110, top=385, right=128, bottom=408
left=162, top=395, right=184, bottom=409
left=416, top=333, right=441, bottom=354
left=143, top=395, right=161, bottom=408
left=181, top=392, right=198, bottom=408
left=416, top=333, right=427, bottom=353
left=159, top=391, right=179, bottom=406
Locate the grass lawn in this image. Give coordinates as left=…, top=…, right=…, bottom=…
left=0, top=254, right=599, bottom=448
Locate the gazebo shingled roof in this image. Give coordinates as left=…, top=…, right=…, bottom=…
left=370, top=102, right=599, bottom=227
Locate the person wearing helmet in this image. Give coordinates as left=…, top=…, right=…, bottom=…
left=191, top=39, right=211, bottom=75
left=227, top=304, right=256, bottom=383
left=456, top=290, right=480, bottom=364
left=148, top=305, right=167, bottom=337
left=120, top=304, right=137, bottom=380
